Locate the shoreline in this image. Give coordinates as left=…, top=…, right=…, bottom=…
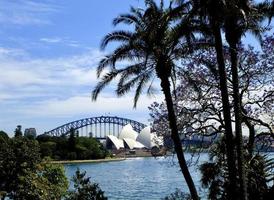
left=50, top=157, right=126, bottom=164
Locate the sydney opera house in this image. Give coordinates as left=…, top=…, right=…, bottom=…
left=105, top=124, right=163, bottom=150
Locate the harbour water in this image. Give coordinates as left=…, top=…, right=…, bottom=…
left=65, top=153, right=209, bottom=200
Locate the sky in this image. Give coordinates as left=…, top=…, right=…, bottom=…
left=0, top=0, right=271, bottom=136
left=0, top=0, right=164, bottom=135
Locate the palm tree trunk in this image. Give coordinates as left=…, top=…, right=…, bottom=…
left=160, top=74, right=200, bottom=200
left=229, top=45, right=248, bottom=200
left=242, top=100, right=255, bottom=157
left=212, top=25, right=238, bottom=200
left=244, top=118, right=255, bottom=157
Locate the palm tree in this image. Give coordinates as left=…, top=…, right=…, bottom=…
left=185, top=1, right=239, bottom=199
left=223, top=1, right=274, bottom=199
left=92, top=1, right=199, bottom=199
left=174, top=1, right=273, bottom=199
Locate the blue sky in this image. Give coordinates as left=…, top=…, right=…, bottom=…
left=0, top=0, right=164, bottom=135
left=0, top=0, right=270, bottom=136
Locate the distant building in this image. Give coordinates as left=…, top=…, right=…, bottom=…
left=24, top=128, right=37, bottom=138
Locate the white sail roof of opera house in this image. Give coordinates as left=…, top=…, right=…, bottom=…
left=123, top=138, right=145, bottom=149
left=119, top=124, right=138, bottom=140
left=136, top=126, right=163, bottom=148
left=106, top=124, right=163, bottom=150
left=106, top=135, right=124, bottom=150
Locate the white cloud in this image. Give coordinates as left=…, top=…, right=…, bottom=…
left=40, top=37, right=63, bottom=43
left=0, top=0, right=59, bottom=26
left=0, top=46, right=164, bottom=134
left=40, top=37, right=81, bottom=47
left=0, top=46, right=162, bottom=103
left=0, top=47, right=104, bottom=102
left=0, top=47, right=28, bottom=58
left=20, top=94, right=163, bottom=118
left=0, top=94, right=11, bottom=101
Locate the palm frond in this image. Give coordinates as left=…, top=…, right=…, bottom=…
left=255, top=1, right=274, bottom=24
left=97, top=56, right=113, bottom=78
left=116, top=66, right=154, bottom=99
left=100, top=31, right=133, bottom=50
left=168, top=1, right=192, bottom=19
left=116, top=75, right=140, bottom=98
left=92, top=70, right=119, bottom=101
left=145, top=0, right=158, bottom=11
left=133, top=73, right=152, bottom=108
left=146, top=76, right=157, bottom=97
left=97, top=44, right=142, bottom=77
left=93, top=0, right=196, bottom=108
left=117, top=62, right=147, bottom=87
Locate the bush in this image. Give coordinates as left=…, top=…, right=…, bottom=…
left=162, top=189, right=191, bottom=200
left=16, top=161, right=68, bottom=200
left=65, top=169, right=107, bottom=200
left=37, top=135, right=109, bottom=160
left=40, top=141, right=57, bottom=157
left=0, top=136, right=68, bottom=199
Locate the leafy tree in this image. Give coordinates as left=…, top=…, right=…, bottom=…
left=92, top=1, right=199, bottom=198
left=0, top=137, right=41, bottom=199
left=68, top=128, right=77, bottom=151
left=221, top=1, right=274, bottom=198
left=37, top=134, right=108, bottom=160
left=65, top=169, right=107, bottom=200
left=36, top=134, right=53, bottom=142
left=40, top=141, right=57, bottom=158
left=14, top=125, right=22, bottom=138
left=0, top=131, right=9, bottom=141
left=150, top=35, right=274, bottom=153
left=15, top=161, right=68, bottom=200
left=149, top=34, right=274, bottom=200
left=76, top=137, right=108, bottom=159
left=0, top=136, right=68, bottom=200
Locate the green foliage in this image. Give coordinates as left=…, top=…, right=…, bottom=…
left=199, top=137, right=274, bottom=200
left=0, top=136, right=68, bottom=199
left=37, top=135, right=109, bottom=160
left=14, top=125, right=22, bottom=138
left=246, top=154, right=274, bottom=200
left=40, top=161, right=69, bottom=196
left=199, top=138, right=229, bottom=199
left=65, top=168, right=107, bottom=200
left=0, top=136, right=41, bottom=198
left=0, top=131, right=9, bottom=141
left=76, top=137, right=109, bottom=159
left=40, top=141, right=57, bottom=158
left=162, top=189, right=191, bottom=200
left=68, top=128, right=77, bottom=151
left=15, top=161, right=68, bottom=200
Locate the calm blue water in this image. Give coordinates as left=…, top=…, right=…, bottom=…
left=64, top=153, right=209, bottom=200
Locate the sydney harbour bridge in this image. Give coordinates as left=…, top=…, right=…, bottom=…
left=45, top=116, right=146, bottom=139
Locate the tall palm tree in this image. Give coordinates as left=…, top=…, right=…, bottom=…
left=92, top=1, right=199, bottom=199
left=186, top=1, right=239, bottom=199
left=223, top=1, right=274, bottom=199
left=174, top=1, right=274, bottom=199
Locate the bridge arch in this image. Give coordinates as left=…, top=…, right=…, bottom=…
left=45, top=116, right=146, bottom=138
